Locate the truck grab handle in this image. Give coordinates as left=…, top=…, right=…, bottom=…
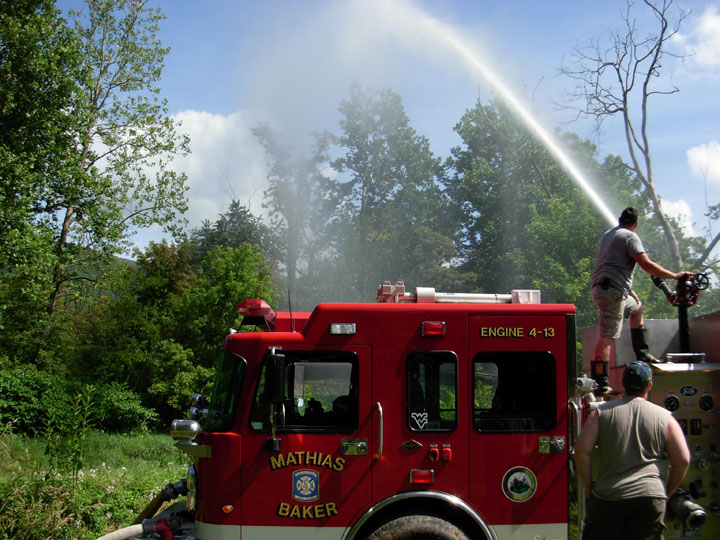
left=568, top=399, right=585, bottom=538
left=375, top=402, right=383, bottom=463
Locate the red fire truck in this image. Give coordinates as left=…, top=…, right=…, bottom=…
left=112, top=279, right=716, bottom=540
left=158, top=281, right=576, bottom=540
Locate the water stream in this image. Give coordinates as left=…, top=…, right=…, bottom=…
left=383, top=1, right=617, bottom=226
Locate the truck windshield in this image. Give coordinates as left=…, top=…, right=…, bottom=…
left=205, top=350, right=246, bottom=432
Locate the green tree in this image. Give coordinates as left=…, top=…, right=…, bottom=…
left=445, top=100, right=629, bottom=305
left=443, top=97, right=719, bottom=325
left=252, top=124, right=328, bottom=306
left=1, top=0, right=190, bottom=367
left=65, top=240, right=277, bottom=423
left=322, top=83, right=455, bottom=300
left=175, top=244, right=278, bottom=365
left=134, top=240, right=194, bottom=305
left=46, top=0, right=190, bottom=317
left=0, top=0, right=81, bottom=361
left=188, top=199, right=279, bottom=266
left=0, top=0, right=79, bottom=262
left=143, top=243, right=276, bottom=419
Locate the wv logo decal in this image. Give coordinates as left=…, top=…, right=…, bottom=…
left=411, top=412, right=428, bottom=429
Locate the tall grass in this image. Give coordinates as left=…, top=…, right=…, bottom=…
left=0, top=425, right=190, bottom=540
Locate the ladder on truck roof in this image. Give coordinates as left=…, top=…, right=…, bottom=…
left=376, top=280, right=541, bottom=304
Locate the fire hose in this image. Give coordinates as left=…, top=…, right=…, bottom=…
left=131, top=479, right=187, bottom=525
left=94, top=520, right=172, bottom=540
left=94, top=479, right=187, bottom=540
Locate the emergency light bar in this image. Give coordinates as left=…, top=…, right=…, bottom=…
left=236, top=298, right=276, bottom=331
left=377, top=281, right=541, bottom=304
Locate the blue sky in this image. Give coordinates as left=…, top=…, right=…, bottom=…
left=59, top=1, right=720, bottom=257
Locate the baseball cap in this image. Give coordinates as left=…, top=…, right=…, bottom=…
left=622, top=361, right=652, bottom=393
left=619, top=207, right=639, bottom=225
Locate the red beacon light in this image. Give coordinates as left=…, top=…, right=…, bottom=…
left=236, top=299, right=276, bottom=331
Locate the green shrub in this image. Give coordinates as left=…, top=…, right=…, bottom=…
left=0, top=365, right=61, bottom=434
left=0, top=367, right=159, bottom=435
left=93, top=382, right=159, bottom=433
left=145, top=339, right=214, bottom=423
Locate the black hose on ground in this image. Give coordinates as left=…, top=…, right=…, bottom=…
left=131, top=479, right=188, bottom=525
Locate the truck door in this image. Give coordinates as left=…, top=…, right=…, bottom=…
left=468, top=314, right=570, bottom=539
left=371, top=340, right=469, bottom=503
left=240, top=346, right=372, bottom=539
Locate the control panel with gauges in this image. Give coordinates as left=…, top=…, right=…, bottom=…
left=650, top=361, right=719, bottom=539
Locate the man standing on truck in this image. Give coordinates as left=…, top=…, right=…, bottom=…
left=590, top=206, right=690, bottom=395
left=574, top=361, right=690, bottom=540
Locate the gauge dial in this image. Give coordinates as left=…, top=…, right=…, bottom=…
left=664, top=395, right=680, bottom=412
left=699, top=395, right=714, bottom=412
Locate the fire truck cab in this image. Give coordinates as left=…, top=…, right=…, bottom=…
left=168, top=281, right=577, bottom=540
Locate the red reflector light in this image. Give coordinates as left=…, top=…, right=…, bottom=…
left=421, top=321, right=445, bottom=336
left=409, top=469, right=435, bottom=484
left=222, top=504, right=234, bottom=514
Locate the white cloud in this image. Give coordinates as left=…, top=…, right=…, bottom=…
left=661, top=199, right=696, bottom=237
left=676, top=5, right=720, bottom=72
left=172, top=110, right=269, bottom=231
left=122, top=109, right=270, bottom=254
left=687, top=140, right=720, bottom=186
left=690, top=5, right=720, bottom=68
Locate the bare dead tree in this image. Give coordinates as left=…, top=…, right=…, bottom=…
left=561, top=0, right=700, bottom=269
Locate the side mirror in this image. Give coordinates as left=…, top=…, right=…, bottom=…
left=266, top=353, right=286, bottom=453
left=189, top=393, right=208, bottom=422
left=267, top=353, right=286, bottom=405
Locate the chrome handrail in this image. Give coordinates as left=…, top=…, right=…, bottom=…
left=568, top=399, right=584, bottom=538
left=375, top=402, right=383, bottom=463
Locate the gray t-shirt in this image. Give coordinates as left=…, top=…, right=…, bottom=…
left=591, top=226, right=645, bottom=293
left=592, top=397, right=670, bottom=500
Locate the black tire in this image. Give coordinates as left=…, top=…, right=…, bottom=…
left=365, top=515, right=469, bottom=540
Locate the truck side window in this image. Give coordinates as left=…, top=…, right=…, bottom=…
left=473, top=351, right=556, bottom=432
left=250, top=350, right=358, bottom=433
left=407, top=351, right=457, bottom=431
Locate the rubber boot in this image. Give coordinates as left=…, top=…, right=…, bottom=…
left=591, top=358, right=613, bottom=397
left=631, top=327, right=658, bottom=363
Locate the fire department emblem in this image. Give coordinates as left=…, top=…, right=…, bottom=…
left=293, top=469, right=319, bottom=502
left=502, top=466, right=537, bottom=503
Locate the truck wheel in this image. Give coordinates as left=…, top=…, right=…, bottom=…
left=365, top=515, right=469, bottom=540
